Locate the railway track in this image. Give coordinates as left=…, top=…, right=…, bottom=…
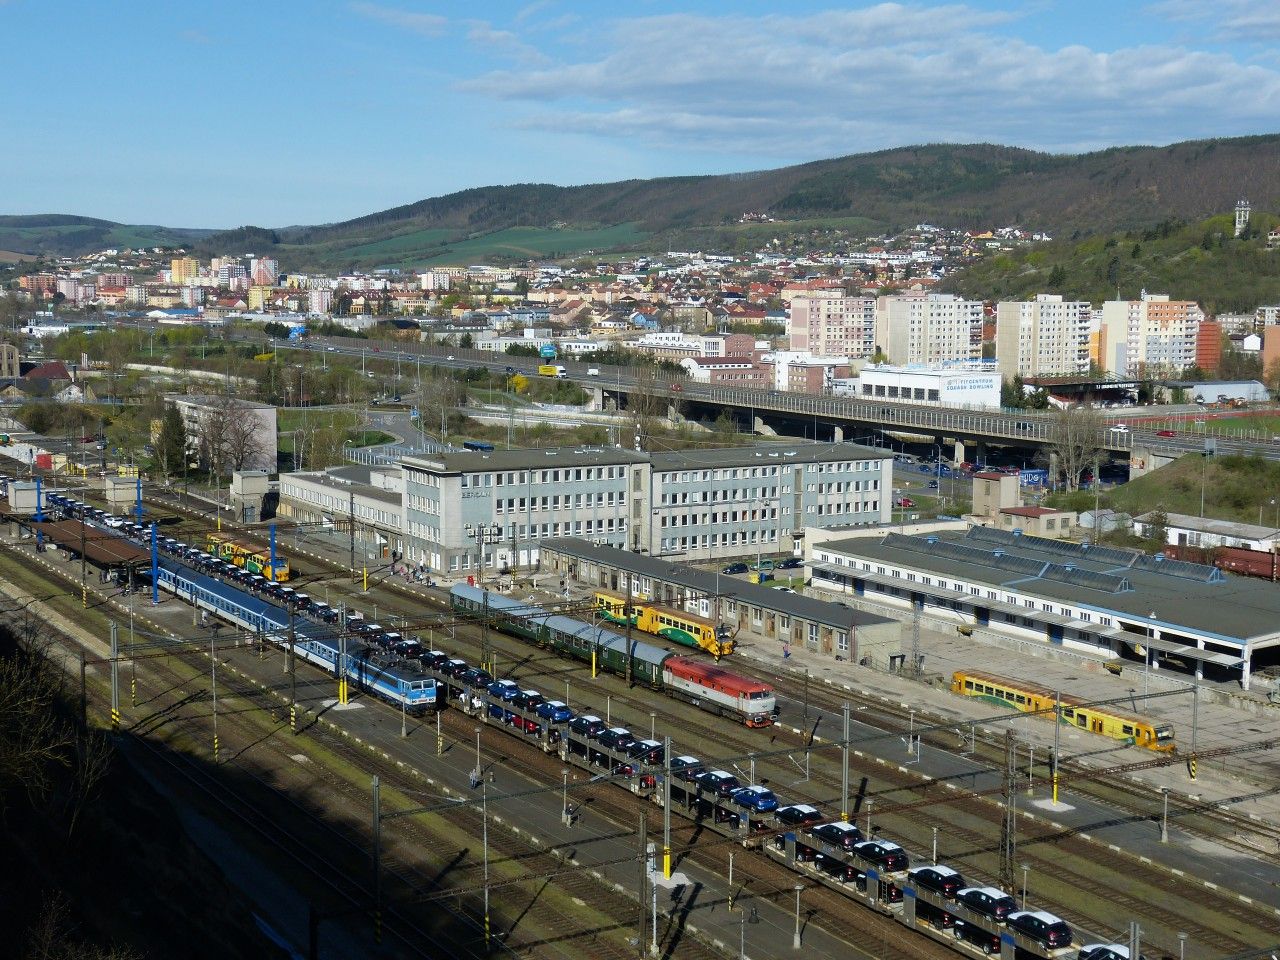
left=57, top=499, right=1280, bottom=956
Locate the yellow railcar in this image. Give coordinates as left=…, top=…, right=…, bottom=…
left=950, top=669, right=1175, bottom=752
left=594, top=590, right=733, bottom=658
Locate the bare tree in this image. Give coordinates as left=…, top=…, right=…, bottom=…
left=1043, top=406, right=1104, bottom=491
left=197, top=395, right=266, bottom=475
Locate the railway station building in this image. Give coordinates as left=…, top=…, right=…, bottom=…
left=539, top=536, right=903, bottom=665
left=806, top=525, right=1280, bottom=690
left=400, top=443, right=893, bottom=577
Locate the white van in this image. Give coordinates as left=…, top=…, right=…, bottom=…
left=587, top=367, right=600, bottom=376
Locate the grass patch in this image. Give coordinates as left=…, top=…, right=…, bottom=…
left=420, top=223, right=647, bottom=266
left=1105, top=453, right=1280, bottom=524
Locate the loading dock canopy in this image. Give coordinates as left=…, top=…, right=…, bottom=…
left=31, top=519, right=151, bottom=567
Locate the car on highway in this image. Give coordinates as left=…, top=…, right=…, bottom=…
left=670, top=383, right=682, bottom=392
left=851, top=839, right=908, bottom=872
left=955, top=886, right=1017, bottom=921
left=694, top=769, right=740, bottom=796
left=669, top=756, right=704, bottom=781
left=1155, top=429, right=1177, bottom=437
left=446, top=355, right=455, bottom=361
left=927, top=479, right=939, bottom=489
left=774, top=804, right=823, bottom=827
left=907, top=864, right=965, bottom=898
left=535, top=699, right=573, bottom=723
left=1109, top=423, right=1130, bottom=433
left=809, top=820, right=863, bottom=851
left=1006, top=911, right=1073, bottom=949
left=730, top=785, right=779, bottom=812
left=722, top=562, right=750, bottom=575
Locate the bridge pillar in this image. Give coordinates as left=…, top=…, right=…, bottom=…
left=586, top=386, right=604, bottom=412
left=833, top=424, right=845, bottom=443
left=753, top=416, right=777, bottom=437
left=953, top=439, right=966, bottom=466
left=1128, top=447, right=1157, bottom=479
left=975, top=441, right=987, bottom=466
left=667, top=403, right=681, bottom=423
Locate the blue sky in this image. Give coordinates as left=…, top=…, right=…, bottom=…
left=2, top=0, right=1278, bottom=228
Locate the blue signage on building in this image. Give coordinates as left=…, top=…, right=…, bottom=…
left=539, top=344, right=558, bottom=359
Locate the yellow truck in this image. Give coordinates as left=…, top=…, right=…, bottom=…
left=537, top=364, right=567, bottom=378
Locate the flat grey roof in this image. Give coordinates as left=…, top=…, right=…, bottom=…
left=651, top=442, right=886, bottom=471
left=542, top=537, right=895, bottom=632
left=403, top=446, right=649, bottom=474
left=170, top=394, right=275, bottom=410
left=819, top=526, right=1280, bottom=646
left=283, top=470, right=401, bottom=506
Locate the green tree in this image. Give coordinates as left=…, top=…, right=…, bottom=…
left=155, top=404, right=187, bottom=479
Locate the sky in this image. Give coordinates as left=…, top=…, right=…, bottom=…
left=2, top=0, right=1279, bottom=228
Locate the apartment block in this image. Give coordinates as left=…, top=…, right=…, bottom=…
left=994, top=294, right=1092, bottom=379
left=875, top=293, right=983, bottom=366
left=170, top=257, right=198, bottom=286
left=787, top=292, right=876, bottom=357
left=1099, top=292, right=1203, bottom=377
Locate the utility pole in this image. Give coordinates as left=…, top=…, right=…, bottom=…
left=371, top=775, right=382, bottom=944
left=625, top=575, right=634, bottom=688
left=349, top=489, right=356, bottom=582
left=662, top=735, right=672, bottom=878
left=998, top=729, right=1016, bottom=892
left=841, top=703, right=850, bottom=822
left=109, top=621, right=120, bottom=734
left=637, top=813, right=647, bottom=958
left=911, top=596, right=922, bottom=677
left=288, top=608, right=297, bottom=732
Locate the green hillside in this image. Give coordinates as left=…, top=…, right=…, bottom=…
left=9, top=132, right=1280, bottom=269
left=0, top=215, right=211, bottom=257
left=1105, top=453, right=1280, bottom=525
left=943, top=211, right=1280, bottom=313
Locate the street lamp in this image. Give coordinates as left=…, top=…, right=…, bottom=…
left=1161, top=787, right=1170, bottom=843
left=1177, top=931, right=1188, bottom=960
left=1020, top=863, right=1029, bottom=909
left=562, top=768, right=570, bottom=823
left=473, top=726, right=482, bottom=785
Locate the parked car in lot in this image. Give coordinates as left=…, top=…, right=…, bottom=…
left=694, top=769, right=740, bottom=796
left=776, top=557, right=804, bottom=569
left=1007, top=911, right=1073, bottom=949
left=721, top=562, right=750, bottom=575
left=809, top=820, right=863, bottom=851
left=730, top=785, right=779, bottom=812
left=894, top=496, right=916, bottom=508
left=907, top=864, right=965, bottom=898
left=774, top=804, right=823, bottom=827
left=955, top=886, right=1017, bottom=921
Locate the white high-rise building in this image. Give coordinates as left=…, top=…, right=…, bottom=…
left=1099, top=292, right=1202, bottom=377
left=874, top=293, right=983, bottom=366
left=995, top=294, right=1093, bottom=380
left=787, top=292, right=877, bottom=357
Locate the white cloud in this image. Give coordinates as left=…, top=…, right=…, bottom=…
left=459, top=4, right=1280, bottom=158
left=350, top=2, right=446, bottom=37
left=1148, top=0, right=1280, bottom=42
left=465, top=19, right=550, bottom=65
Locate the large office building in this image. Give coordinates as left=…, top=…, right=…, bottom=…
left=1098, top=292, right=1203, bottom=377
left=807, top=525, right=1280, bottom=688
left=874, top=294, right=983, bottom=366
left=994, top=294, right=1093, bottom=379
left=278, top=464, right=407, bottom=560
left=400, top=442, right=893, bottom=576
left=787, top=292, right=877, bottom=357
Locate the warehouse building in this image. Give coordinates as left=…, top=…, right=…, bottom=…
left=807, top=525, right=1280, bottom=690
